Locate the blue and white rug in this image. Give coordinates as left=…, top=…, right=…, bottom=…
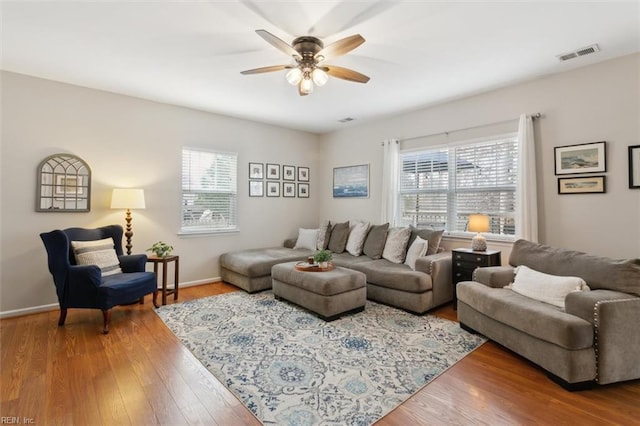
left=156, top=291, right=486, bottom=425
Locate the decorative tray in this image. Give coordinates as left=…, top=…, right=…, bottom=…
left=294, top=261, right=335, bottom=272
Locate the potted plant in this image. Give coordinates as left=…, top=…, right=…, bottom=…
left=313, top=249, right=332, bottom=268
left=147, top=241, right=173, bottom=258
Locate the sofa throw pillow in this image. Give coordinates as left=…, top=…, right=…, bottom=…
left=382, top=227, right=411, bottom=264
left=316, top=220, right=332, bottom=250
left=71, top=238, right=122, bottom=277
left=327, top=221, right=350, bottom=253
left=508, top=265, right=590, bottom=309
left=362, top=223, right=389, bottom=259
left=345, top=221, right=370, bottom=256
left=404, top=236, right=429, bottom=270
left=409, top=225, right=444, bottom=256
left=294, top=228, right=319, bottom=250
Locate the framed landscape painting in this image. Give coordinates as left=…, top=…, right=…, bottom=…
left=554, top=141, right=606, bottom=175
left=558, top=175, right=606, bottom=194
left=333, top=164, right=369, bottom=198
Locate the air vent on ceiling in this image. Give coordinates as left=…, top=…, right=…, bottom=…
left=338, top=117, right=355, bottom=123
left=557, top=44, right=600, bottom=62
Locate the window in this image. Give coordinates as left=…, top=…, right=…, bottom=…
left=181, top=147, right=237, bottom=234
left=398, top=134, right=518, bottom=237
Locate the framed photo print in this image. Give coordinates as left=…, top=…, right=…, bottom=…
left=629, top=145, right=640, bottom=189
left=249, top=162, right=264, bottom=179
left=266, top=163, right=280, bottom=180
left=283, top=165, right=296, bottom=181
left=333, top=164, right=369, bottom=198
left=298, top=166, right=310, bottom=182
left=266, top=181, right=280, bottom=197
left=54, top=175, right=84, bottom=196
left=298, top=183, right=309, bottom=198
left=558, top=175, right=606, bottom=194
left=249, top=180, right=264, bottom=197
left=283, top=182, right=296, bottom=197
left=554, top=141, right=606, bottom=175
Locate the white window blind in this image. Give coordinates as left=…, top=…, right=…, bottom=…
left=398, top=134, right=518, bottom=237
left=181, top=147, right=237, bottom=233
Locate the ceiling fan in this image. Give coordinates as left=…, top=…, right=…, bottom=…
left=240, top=29, right=370, bottom=96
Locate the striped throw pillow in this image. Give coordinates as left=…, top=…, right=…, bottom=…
left=71, top=238, right=122, bottom=276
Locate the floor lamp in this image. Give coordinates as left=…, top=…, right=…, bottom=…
left=110, top=188, right=146, bottom=255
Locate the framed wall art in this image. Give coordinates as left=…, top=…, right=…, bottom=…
left=36, top=153, right=91, bottom=212
left=249, top=180, right=264, bottom=197
left=298, top=183, right=309, bottom=198
left=629, top=145, right=640, bottom=189
left=266, top=181, right=280, bottom=197
left=333, top=164, right=369, bottom=198
left=249, top=162, right=264, bottom=179
left=554, top=141, right=606, bottom=175
left=283, top=182, right=296, bottom=197
left=266, top=163, right=280, bottom=180
left=298, top=166, right=309, bottom=182
left=283, top=165, right=296, bottom=181
left=558, top=175, right=606, bottom=194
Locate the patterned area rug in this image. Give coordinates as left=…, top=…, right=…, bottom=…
left=156, top=292, right=486, bottom=425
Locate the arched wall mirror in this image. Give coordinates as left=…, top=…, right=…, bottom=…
left=36, top=154, right=91, bottom=212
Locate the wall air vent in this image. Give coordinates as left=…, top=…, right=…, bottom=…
left=338, top=117, right=355, bottom=123
left=557, top=44, right=600, bottom=62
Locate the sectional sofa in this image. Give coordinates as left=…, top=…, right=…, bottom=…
left=220, top=221, right=453, bottom=314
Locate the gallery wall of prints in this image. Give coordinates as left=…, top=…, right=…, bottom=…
left=248, top=162, right=309, bottom=198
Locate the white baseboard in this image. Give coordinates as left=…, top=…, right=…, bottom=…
left=0, top=277, right=222, bottom=319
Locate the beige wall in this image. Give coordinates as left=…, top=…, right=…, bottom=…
left=1, top=71, right=321, bottom=314
left=2, top=53, right=639, bottom=315
left=319, top=53, right=640, bottom=260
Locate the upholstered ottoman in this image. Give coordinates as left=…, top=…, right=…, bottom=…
left=271, top=261, right=367, bottom=321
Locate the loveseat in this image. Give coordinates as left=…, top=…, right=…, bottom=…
left=220, top=221, right=453, bottom=314
left=457, top=239, right=640, bottom=389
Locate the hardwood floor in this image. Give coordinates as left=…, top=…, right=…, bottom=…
left=2, top=282, right=639, bottom=425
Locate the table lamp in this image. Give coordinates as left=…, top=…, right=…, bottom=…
left=468, top=214, right=490, bottom=251
left=111, top=188, right=145, bottom=255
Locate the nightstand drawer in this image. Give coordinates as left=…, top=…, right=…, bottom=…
left=452, top=248, right=502, bottom=310
left=454, top=251, right=490, bottom=265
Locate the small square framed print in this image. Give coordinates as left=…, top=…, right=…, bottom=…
left=249, top=180, right=264, bottom=197
left=266, top=163, right=280, bottom=180
left=283, top=165, right=296, bottom=181
left=249, top=162, right=264, bottom=179
left=266, top=181, right=280, bottom=197
left=283, top=182, right=296, bottom=197
left=298, top=166, right=309, bottom=182
left=298, top=183, right=309, bottom=198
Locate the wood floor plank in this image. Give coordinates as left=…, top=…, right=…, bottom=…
left=1, top=281, right=639, bottom=425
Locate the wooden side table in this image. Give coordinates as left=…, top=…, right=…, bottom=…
left=452, top=248, right=501, bottom=309
left=147, top=255, right=179, bottom=305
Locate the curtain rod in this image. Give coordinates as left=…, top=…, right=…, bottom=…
left=394, top=112, right=543, bottom=144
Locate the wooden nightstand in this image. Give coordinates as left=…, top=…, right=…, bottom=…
left=147, top=255, right=179, bottom=305
left=452, top=248, right=501, bottom=309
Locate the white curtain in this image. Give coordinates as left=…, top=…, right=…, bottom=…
left=381, top=139, right=399, bottom=225
left=515, top=114, right=538, bottom=242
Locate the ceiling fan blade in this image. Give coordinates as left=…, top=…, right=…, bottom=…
left=316, top=34, right=365, bottom=61
left=255, top=29, right=299, bottom=58
left=325, top=65, right=370, bottom=83
left=240, top=65, right=289, bottom=75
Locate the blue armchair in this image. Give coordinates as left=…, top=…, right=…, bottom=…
left=40, top=225, right=158, bottom=334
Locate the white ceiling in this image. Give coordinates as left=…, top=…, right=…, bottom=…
left=2, top=1, right=639, bottom=134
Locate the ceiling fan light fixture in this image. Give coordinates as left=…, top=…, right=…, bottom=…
left=286, top=68, right=302, bottom=85
left=300, top=76, right=313, bottom=94
left=312, top=68, right=328, bottom=87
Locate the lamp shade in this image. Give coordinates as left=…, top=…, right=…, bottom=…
left=110, top=188, right=145, bottom=209
left=468, top=214, right=490, bottom=233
